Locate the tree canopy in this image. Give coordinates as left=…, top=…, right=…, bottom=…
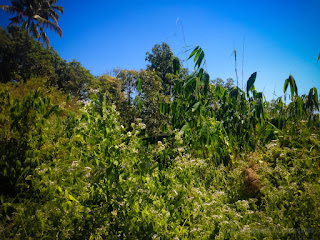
left=0, top=0, right=63, bottom=48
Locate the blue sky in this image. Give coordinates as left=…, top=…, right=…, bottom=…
left=1, top=0, right=320, bottom=100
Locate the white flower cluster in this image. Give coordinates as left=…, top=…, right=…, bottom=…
left=157, top=141, right=165, bottom=151
left=71, top=161, right=79, bottom=167
left=138, top=122, right=146, bottom=129
left=175, top=130, right=184, bottom=144
left=236, top=200, right=250, bottom=209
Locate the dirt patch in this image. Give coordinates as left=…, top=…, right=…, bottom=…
left=243, top=163, right=261, bottom=198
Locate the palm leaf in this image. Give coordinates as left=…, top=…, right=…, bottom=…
left=30, top=21, right=40, bottom=39
left=51, top=5, right=64, bottom=14
left=8, top=15, right=23, bottom=25
left=40, top=31, right=50, bottom=47
left=33, top=15, right=63, bottom=37
left=0, top=5, right=18, bottom=14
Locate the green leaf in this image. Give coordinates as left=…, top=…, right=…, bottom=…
left=135, top=78, right=142, bottom=91
left=195, top=77, right=200, bottom=99
left=194, top=49, right=201, bottom=63
left=284, top=75, right=298, bottom=100
left=246, top=72, right=257, bottom=96
left=317, top=52, right=320, bottom=62
left=173, top=57, right=180, bottom=75
left=181, top=123, right=189, bottom=133
left=192, top=102, right=201, bottom=112
left=196, top=51, right=205, bottom=69
left=188, top=46, right=199, bottom=60
left=68, top=194, right=77, bottom=201
left=284, top=78, right=289, bottom=94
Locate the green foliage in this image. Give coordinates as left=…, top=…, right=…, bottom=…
left=0, top=26, right=95, bottom=99
left=188, top=45, right=205, bottom=69
left=246, top=72, right=256, bottom=97
left=1, top=39, right=320, bottom=239
left=0, top=26, right=59, bottom=83
left=146, top=42, right=185, bottom=95
left=54, top=59, right=95, bottom=99
left=0, top=89, right=59, bottom=196
left=284, top=74, right=298, bottom=101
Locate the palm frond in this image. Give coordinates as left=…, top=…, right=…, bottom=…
left=47, top=9, right=60, bottom=23
left=40, top=31, right=50, bottom=47
left=33, top=15, right=63, bottom=37
left=51, top=5, right=64, bottom=14
left=30, top=21, right=40, bottom=39
left=8, top=15, right=24, bottom=25
left=0, top=5, right=18, bottom=14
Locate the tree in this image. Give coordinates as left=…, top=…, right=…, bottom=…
left=137, top=69, right=166, bottom=135
left=146, top=43, right=179, bottom=95
left=0, top=26, right=60, bottom=83
left=117, top=69, right=139, bottom=105
left=54, top=60, right=95, bottom=99
left=212, top=77, right=234, bottom=89
left=0, top=0, right=63, bottom=48
left=212, top=78, right=224, bottom=87
left=225, top=78, right=235, bottom=89
left=35, top=0, right=64, bottom=47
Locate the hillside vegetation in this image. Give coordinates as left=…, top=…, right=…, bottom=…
left=0, top=26, right=320, bottom=239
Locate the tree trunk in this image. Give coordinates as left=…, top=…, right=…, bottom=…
left=22, top=18, right=31, bottom=82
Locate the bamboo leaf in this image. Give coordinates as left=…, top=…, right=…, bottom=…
left=192, top=102, right=201, bottom=112
left=246, top=72, right=257, bottom=96
left=284, top=78, right=289, bottom=94
left=188, top=46, right=199, bottom=60
left=194, top=49, right=201, bottom=63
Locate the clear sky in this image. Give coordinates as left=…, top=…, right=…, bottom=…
left=1, top=0, right=320, bottom=100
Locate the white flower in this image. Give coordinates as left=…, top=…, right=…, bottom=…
left=177, top=147, right=184, bottom=152
left=157, top=141, right=165, bottom=151
left=71, top=161, right=79, bottom=167
left=138, top=122, right=146, bottom=129
left=127, top=131, right=132, bottom=137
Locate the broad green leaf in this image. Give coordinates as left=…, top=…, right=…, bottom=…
left=181, top=123, right=189, bottom=133
left=246, top=72, right=257, bottom=96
